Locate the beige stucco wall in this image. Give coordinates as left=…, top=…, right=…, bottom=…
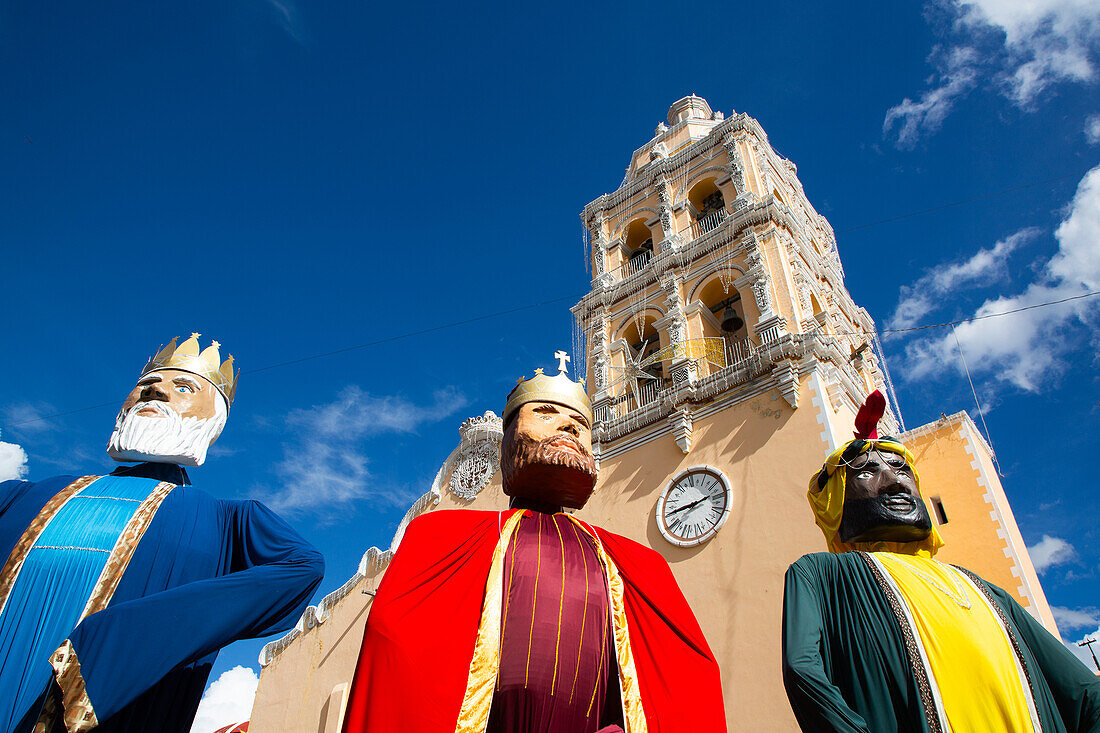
left=573, top=377, right=830, bottom=730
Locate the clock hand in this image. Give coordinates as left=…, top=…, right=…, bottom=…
left=667, top=496, right=709, bottom=517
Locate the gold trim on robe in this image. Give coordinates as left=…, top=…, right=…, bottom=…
left=79, top=481, right=175, bottom=621
left=566, top=516, right=648, bottom=733
left=48, top=640, right=99, bottom=733
left=0, top=476, right=100, bottom=616
left=453, top=511, right=649, bottom=733
left=455, top=510, right=525, bottom=732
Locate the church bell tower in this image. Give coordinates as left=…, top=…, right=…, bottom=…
left=567, top=95, right=1055, bottom=727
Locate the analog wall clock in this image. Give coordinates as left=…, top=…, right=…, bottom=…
left=656, top=466, right=732, bottom=547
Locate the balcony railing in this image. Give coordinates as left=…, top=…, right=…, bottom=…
left=601, top=249, right=651, bottom=285
left=691, top=209, right=728, bottom=239
left=598, top=378, right=663, bottom=422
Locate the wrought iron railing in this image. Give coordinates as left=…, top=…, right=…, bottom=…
left=691, top=209, right=728, bottom=239
left=602, top=249, right=651, bottom=284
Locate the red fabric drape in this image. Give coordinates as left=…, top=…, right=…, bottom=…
left=340, top=509, right=726, bottom=733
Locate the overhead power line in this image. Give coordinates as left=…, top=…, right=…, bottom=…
left=3, top=290, right=1097, bottom=431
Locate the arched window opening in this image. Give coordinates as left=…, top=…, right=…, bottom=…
left=688, top=179, right=727, bottom=238
left=696, top=277, right=750, bottom=368
left=621, top=219, right=654, bottom=278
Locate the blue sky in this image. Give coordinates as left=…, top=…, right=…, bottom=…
left=2, top=0, right=1099, bottom=726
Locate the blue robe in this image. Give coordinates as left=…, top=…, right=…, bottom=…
left=0, top=463, right=325, bottom=733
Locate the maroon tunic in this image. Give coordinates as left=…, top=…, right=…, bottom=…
left=488, top=512, right=623, bottom=733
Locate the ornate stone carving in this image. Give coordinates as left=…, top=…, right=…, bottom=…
left=448, top=412, right=504, bottom=501
left=742, top=233, right=763, bottom=271
left=593, top=352, right=608, bottom=391
left=722, top=133, right=747, bottom=193
left=751, top=277, right=773, bottom=315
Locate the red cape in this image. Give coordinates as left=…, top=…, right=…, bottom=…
left=341, top=509, right=725, bottom=732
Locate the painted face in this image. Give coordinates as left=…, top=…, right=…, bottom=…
left=107, top=368, right=227, bottom=467
left=500, top=401, right=597, bottom=510
left=838, top=449, right=932, bottom=544
left=119, top=369, right=220, bottom=421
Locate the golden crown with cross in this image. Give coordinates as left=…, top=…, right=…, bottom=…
left=141, top=333, right=239, bottom=406
left=504, top=352, right=591, bottom=426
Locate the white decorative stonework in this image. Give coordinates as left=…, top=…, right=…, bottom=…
left=751, top=277, right=773, bottom=314
left=722, top=133, right=747, bottom=193
left=593, top=352, right=608, bottom=391
left=671, top=408, right=693, bottom=453
left=448, top=411, right=504, bottom=501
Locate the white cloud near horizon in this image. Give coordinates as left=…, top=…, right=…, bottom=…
left=189, top=665, right=257, bottom=733
left=0, top=428, right=28, bottom=482
left=889, top=227, right=1038, bottom=329
left=1053, top=605, right=1100, bottom=630
left=261, top=386, right=469, bottom=515
left=1027, top=535, right=1077, bottom=572
left=884, top=0, right=1100, bottom=147
left=1068, top=626, right=1100, bottom=671
left=902, top=164, right=1100, bottom=391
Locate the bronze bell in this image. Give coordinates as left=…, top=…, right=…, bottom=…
left=721, top=305, right=744, bottom=333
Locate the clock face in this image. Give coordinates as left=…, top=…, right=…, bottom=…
left=656, top=467, right=731, bottom=547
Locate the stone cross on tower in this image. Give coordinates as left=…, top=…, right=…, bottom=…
left=554, top=350, right=570, bottom=374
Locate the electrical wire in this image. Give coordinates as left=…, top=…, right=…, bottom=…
left=3, top=168, right=1097, bottom=431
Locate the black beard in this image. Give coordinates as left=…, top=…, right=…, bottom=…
left=839, top=494, right=932, bottom=544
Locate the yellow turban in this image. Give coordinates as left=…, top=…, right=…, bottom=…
left=807, top=438, right=945, bottom=556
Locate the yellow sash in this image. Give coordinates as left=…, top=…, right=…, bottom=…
left=876, top=552, right=1036, bottom=732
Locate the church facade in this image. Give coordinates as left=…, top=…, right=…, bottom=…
left=248, top=97, right=1056, bottom=732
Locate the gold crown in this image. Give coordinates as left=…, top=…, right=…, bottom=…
left=504, top=366, right=592, bottom=426
left=141, top=333, right=239, bottom=406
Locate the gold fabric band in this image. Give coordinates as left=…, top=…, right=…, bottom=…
left=454, top=511, right=526, bottom=732
left=48, top=640, right=99, bottom=733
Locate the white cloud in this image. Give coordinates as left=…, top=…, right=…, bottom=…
left=262, top=386, right=468, bottom=515
left=902, top=165, right=1100, bottom=390
left=0, top=429, right=28, bottom=482
left=1086, top=114, right=1100, bottom=143
left=1052, top=605, right=1100, bottom=630
left=189, top=665, right=257, bottom=733
left=885, top=0, right=1100, bottom=146
left=263, top=0, right=306, bottom=44
left=2, top=403, right=58, bottom=434
left=1027, top=535, right=1077, bottom=572
left=884, top=45, right=980, bottom=149
left=889, top=228, right=1037, bottom=329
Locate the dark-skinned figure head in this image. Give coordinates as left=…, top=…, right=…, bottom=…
left=808, top=435, right=944, bottom=555
left=837, top=447, right=932, bottom=544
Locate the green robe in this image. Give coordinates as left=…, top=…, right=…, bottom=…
left=783, top=552, right=1100, bottom=733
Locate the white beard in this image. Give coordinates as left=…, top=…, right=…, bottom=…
left=107, top=400, right=226, bottom=468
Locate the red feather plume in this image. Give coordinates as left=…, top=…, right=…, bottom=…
left=853, top=390, right=886, bottom=440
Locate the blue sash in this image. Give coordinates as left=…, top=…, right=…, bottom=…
left=0, top=475, right=167, bottom=732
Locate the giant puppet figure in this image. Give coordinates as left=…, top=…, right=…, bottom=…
left=782, top=391, right=1100, bottom=733
left=341, top=360, right=725, bottom=733
left=0, top=334, right=325, bottom=733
